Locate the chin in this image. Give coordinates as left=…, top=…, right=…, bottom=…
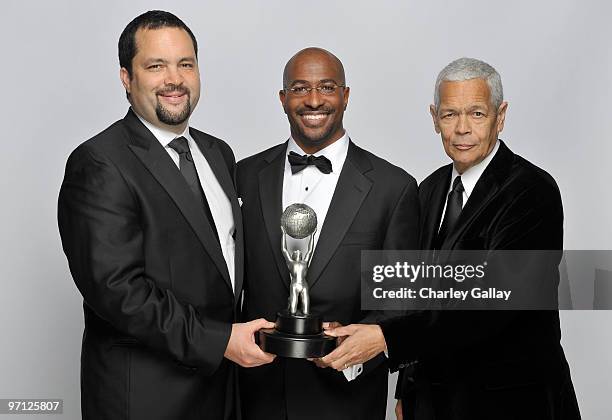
left=296, top=128, right=333, bottom=146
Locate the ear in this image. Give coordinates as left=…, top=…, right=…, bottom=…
left=496, top=101, right=508, bottom=134
left=279, top=89, right=288, bottom=114
left=342, top=86, right=350, bottom=111
left=120, top=67, right=131, bottom=95
left=429, top=104, right=441, bottom=134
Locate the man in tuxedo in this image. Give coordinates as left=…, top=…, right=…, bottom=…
left=324, top=57, right=581, bottom=420
left=236, top=48, right=419, bottom=420
left=58, top=11, right=274, bottom=420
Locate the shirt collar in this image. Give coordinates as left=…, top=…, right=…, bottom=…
left=287, top=131, right=350, bottom=175
left=134, top=111, right=191, bottom=147
left=451, top=139, right=500, bottom=199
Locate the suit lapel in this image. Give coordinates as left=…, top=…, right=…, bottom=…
left=307, top=141, right=373, bottom=289
left=258, top=143, right=291, bottom=289
left=192, top=130, right=244, bottom=297
left=441, top=140, right=514, bottom=249
left=122, top=110, right=232, bottom=291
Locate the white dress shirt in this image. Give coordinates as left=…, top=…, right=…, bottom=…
left=439, top=140, right=500, bottom=228
left=136, top=113, right=236, bottom=291
left=282, top=132, right=363, bottom=381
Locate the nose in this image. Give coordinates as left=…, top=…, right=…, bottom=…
left=455, top=113, right=471, bottom=135
left=303, top=88, right=324, bottom=108
left=164, top=65, right=184, bottom=87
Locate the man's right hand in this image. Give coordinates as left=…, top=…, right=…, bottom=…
left=224, top=318, right=276, bottom=367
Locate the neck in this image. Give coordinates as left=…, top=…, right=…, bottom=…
left=132, top=108, right=189, bottom=135
left=157, top=121, right=188, bottom=135
left=454, top=164, right=467, bottom=175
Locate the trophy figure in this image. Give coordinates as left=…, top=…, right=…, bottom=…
left=281, top=216, right=315, bottom=316
left=258, top=204, right=337, bottom=358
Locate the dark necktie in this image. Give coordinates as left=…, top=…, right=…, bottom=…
left=168, top=136, right=219, bottom=243
left=288, top=151, right=333, bottom=174
left=435, top=176, right=464, bottom=249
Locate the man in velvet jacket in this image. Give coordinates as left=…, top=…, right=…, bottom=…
left=236, top=48, right=420, bottom=420
left=323, top=58, right=581, bottom=420
left=57, top=11, right=274, bottom=420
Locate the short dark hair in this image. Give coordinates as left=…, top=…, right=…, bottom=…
left=118, top=10, right=198, bottom=76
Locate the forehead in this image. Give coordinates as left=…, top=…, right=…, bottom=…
left=133, top=27, right=196, bottom=60
left=438, top=78, right=491, bottom=107
left=286, top=53, right=342, bottom=84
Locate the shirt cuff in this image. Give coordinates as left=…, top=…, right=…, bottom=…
left=342, top=363, right=364, bottom=381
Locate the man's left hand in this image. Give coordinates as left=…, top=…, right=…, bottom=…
left=309, top=321, right=342, bottom=368
left=320, top=324, right=386, bottom=371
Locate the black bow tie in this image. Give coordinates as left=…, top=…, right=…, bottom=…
left=287, top=151, right=333, bottom=174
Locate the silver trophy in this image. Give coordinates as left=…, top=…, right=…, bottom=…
left=258, top=204, right=336, bottom=358
left=281, top=203, right=317, bottom=315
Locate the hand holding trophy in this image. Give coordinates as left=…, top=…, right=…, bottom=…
left=258, top=203, right=337, bottom=358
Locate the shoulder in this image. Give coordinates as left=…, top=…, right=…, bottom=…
left=61, top=121, right=138, bottom=197
left=190, top=127, right=235, bottom=164
left=420, top=164, right=451, bottom=191
left=350, top=143, right=417, bottom=192
left=237, top=143, right=286, bottom=174
left=509, top=153, right=560, bottom=197
left=65, top=120, right=128, bottom=170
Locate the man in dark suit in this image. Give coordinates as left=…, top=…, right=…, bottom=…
left=236, top=48, right=419, bottom=420
left=58, top=11, right=274, bottom=420
left=324, top=57, right=580, bottom=420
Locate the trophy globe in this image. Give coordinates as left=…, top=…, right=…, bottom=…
left=281, top=204, right=317, bottom=239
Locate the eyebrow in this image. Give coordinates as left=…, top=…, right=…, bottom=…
left=466, top=104, right=488, bottom=111
left=142, top=58, right=166, bottom=65
left=438, top=103, right=488, bottom=113
left=142, top=57, right=196, bottom=65
left=290, top=78, right=339, bottom=86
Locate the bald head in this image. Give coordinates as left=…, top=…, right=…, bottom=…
left=283, top=47, right=345, bottom=89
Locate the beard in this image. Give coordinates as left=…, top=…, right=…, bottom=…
left=155, top=85, right=192, bottom=126
left=292, top=123, right=336, bottom=148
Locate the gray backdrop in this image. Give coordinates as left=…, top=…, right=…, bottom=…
left=1, top=1, right=610, bottom=419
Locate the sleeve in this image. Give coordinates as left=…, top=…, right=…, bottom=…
left=381, top=176, right=421, bottom=251
left=359, top=176, right=421, bottom=376
left=57, top=144, right=231, bottom=375
left=360, top=176, right=421, bottom=327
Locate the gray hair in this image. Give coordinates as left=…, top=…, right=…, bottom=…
left=434, top=57, right=503, bottom=111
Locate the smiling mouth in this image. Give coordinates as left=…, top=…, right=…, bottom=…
left=299, top=112, right=331, bottom=127
left=158, top=92, right=187, bottom=105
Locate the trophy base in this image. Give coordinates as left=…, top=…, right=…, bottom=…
left=259, top=329, right=337, bottom=358
left=258, top=311, right=337, bottom=358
